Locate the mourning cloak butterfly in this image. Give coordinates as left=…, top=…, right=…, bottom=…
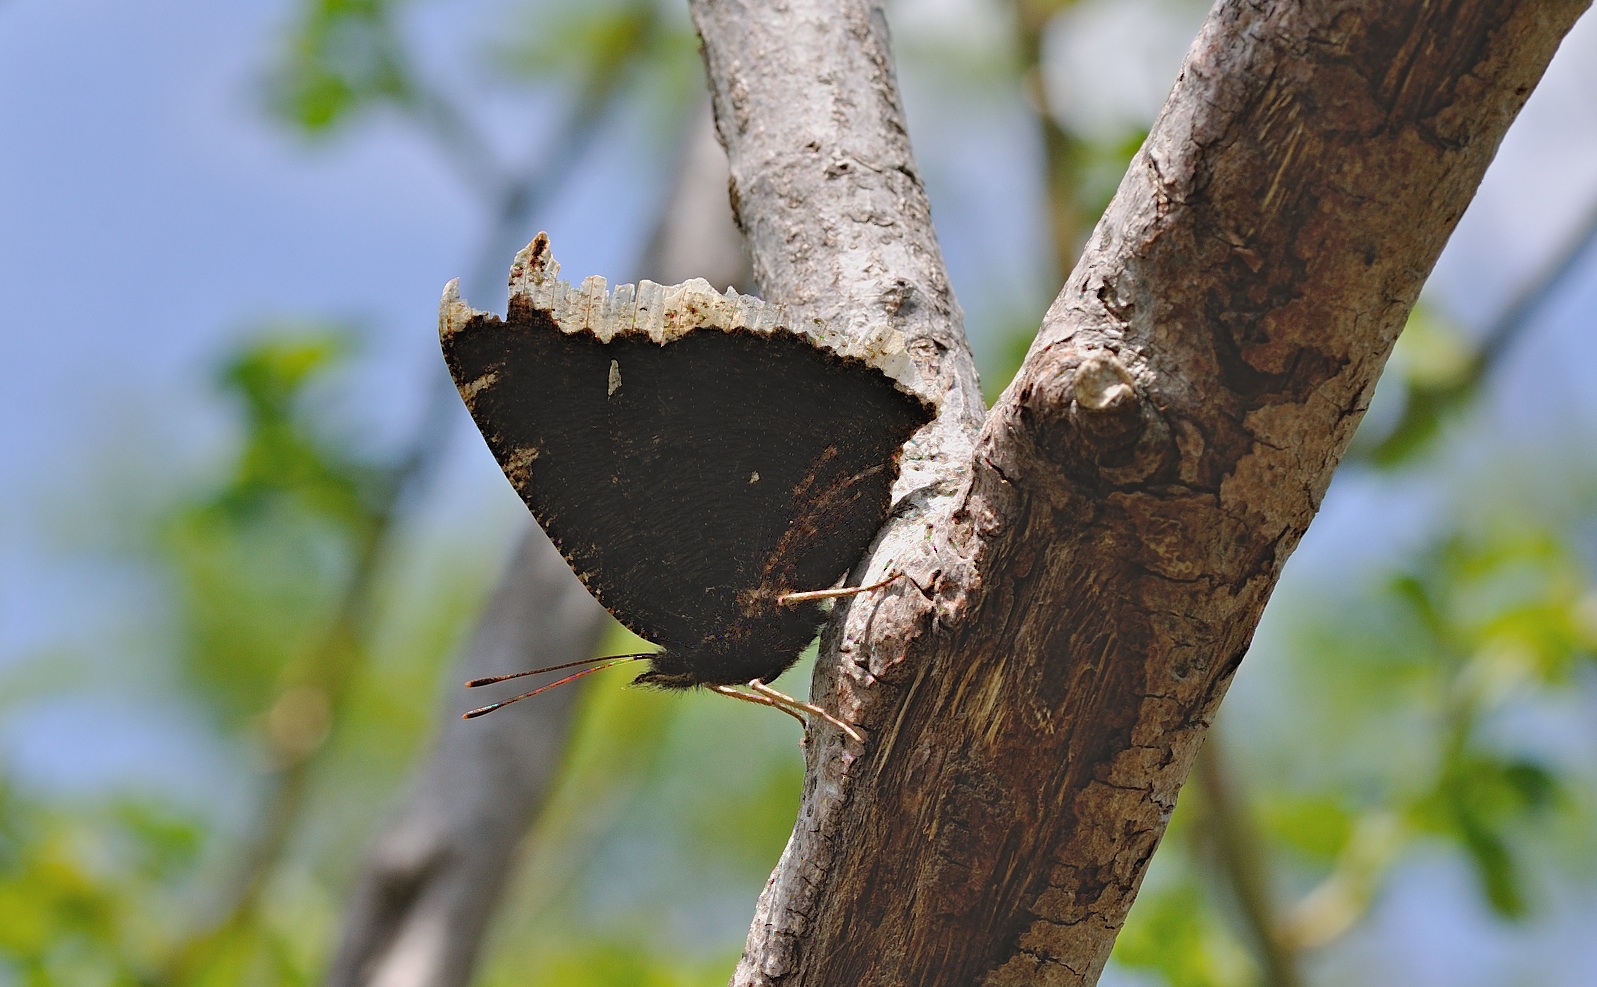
left=439, top=234, right=934, bottom=735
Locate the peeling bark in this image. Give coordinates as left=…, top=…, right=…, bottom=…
left=692, top=1, right=1590, bottom=985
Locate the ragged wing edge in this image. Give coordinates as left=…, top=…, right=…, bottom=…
left=438, top=231, right=922, bottom=393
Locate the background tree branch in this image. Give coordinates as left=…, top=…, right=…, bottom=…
left=324, top=531, right=606, bottom=987
left=693, top=0, right=1590, bottom=984
left=1358, top=188, right=1597, bottom=464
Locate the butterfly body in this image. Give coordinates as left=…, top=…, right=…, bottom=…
left=630, top=602, right=825, bottom=689
left=441, top=235, right=934, bottom=694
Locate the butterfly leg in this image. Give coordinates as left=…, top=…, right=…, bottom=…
left=710, top=684, right=811, bottom=734
left=777, top=570, right=904, bottom=606
left=748, top=680, right=864, bottom=744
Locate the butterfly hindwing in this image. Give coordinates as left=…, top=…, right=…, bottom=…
left=442, top=281, right=933, bottom=685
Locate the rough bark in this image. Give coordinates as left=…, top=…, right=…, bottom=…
left=325, top=105, right=748, bottom=987
left=692, top=1, right=1590, bottom=985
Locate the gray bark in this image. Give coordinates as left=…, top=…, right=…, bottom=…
left=690, top=0, right=1590, bottom=985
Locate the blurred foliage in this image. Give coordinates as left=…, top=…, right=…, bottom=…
left=482, top=650, right=805, bottom=984
left=6, top=0, right=1597, bottom=985
left=487, top=0, right=703, bottom=150
left=265, top=0, right=418, bottom=132
left=0, top=784, right=203, bottom=985
left=1116, top=879, right=1258, bottom=987
left=1388, top=526, right=1591, bottom=918
left=0, top=329, right=355, bottom=985
left=163, top=330, right=383, bottom=731
left=1346, top=304, right=1488, bottom=467
left=1359, top=203, right=1597, bottom=469
left=490, top=1, right=682, bottom=83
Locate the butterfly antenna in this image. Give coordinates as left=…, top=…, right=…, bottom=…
left=465, top=652, right=656, bottom=688
left=461, top=656, right=645, bottom=719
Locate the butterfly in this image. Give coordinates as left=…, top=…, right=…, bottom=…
left=439, top=234, right=934, bottom=739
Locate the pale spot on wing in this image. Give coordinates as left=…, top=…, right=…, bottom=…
left=459, top=370, right=498, bottom=402
left=750, top=471, right=760, bottom=483
left=503, top=446, right=539, bottom=487
left=607, top=359, right=622, bottom=396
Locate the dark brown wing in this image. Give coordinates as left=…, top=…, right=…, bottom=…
left=442, top=309, right=933, bottom=655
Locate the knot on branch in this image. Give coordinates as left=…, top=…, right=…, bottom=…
left=1021, top=349, right=1173, bottom=488
left=1072, top=352, right=1140, bottom=431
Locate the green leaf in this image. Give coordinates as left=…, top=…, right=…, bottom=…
left=1410, top=752, right=1563, bottom=919
left=1458, top=814, right=1527, bottom=919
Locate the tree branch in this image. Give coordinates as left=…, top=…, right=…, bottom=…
left=1192, top=730, right=1303, bottom=987
left=696, top=1, right=1589, bottom=984
left=324, top=531, right=607, bottom=987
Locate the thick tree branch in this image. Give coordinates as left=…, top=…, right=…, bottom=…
left=696, top=1, right=1589, bottom=985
